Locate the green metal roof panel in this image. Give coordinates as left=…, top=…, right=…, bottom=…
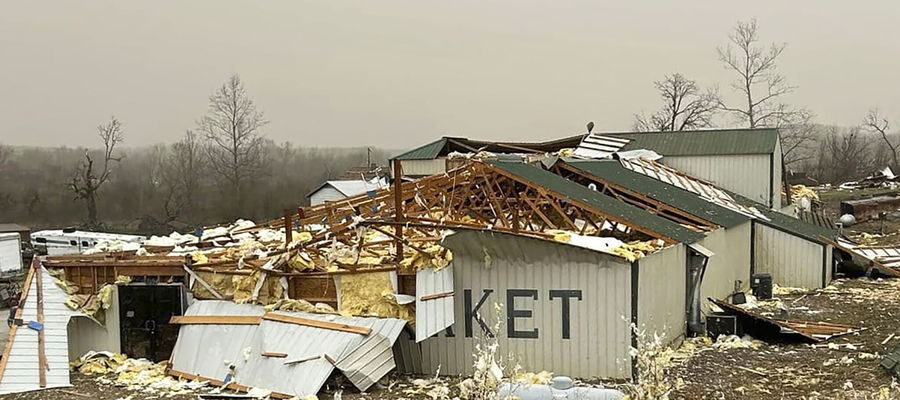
left=565, top=160, right=749, bottom=229
left=728, top=191, right=836, bottom=243
left=489, top=160, right=705, bottom=244
left=609, top=128, right=779, bottom=156
left=391, top=138, right=448, bottom=160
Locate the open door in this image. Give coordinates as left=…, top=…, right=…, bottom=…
left=118, top=284, right=185, bottom=361
left=686, top=243, right=713, bottom=335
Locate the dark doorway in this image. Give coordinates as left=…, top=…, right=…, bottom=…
left=119, top=284, right=185, bottom=361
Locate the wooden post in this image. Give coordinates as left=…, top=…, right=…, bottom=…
left=283, top=209, right=293, bottom=244
left=392, top=159, right=404, bottom=262
left=36, top=261, right=46, bottom=388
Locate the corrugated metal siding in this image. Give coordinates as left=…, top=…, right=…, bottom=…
left=418, top=230, right=633, bottom=379
left=310, top=186, right=347, bottom=205
left=399, top=159, right=446, bottom=176
left=697, top=222, right=752, bottom=310
left=415, top=266, right=454, bottom=342
left=663, top=154, right=773, bottom=207
left=754, top=223, right=826, bottom=288
left=636, top=245, right=686, bottom=345
left=0, top=266, right=78, bottom=394
left=169, top=301, right=407, bottom=397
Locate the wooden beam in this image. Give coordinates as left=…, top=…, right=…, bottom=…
left=36, top=261, right=46, bottom=388
left=261, top=351, right=288, bottom=358
left=167, top=369, right=293, bottom=399
left=421, top=291, right=454, bottom=301
left=393, top=158, right=404, bottom=263
left=168, top=315, right=262, bottom=325
left=262, top=312, right=371, bottom=335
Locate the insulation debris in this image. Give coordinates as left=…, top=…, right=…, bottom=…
left=338, top=271, right=414, bottom=323
left=790, top=185, right=819, bottom=202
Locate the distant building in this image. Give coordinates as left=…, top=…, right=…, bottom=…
left=392, top=128, right=785, bottom=209
left=307, top=178, right=387, bottom=205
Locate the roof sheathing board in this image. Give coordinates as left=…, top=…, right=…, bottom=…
left=488, top=160, right=704, bottom=244
left=564, top=160, right=748, bottom=229
left=608, top=128, right=779, bottom=156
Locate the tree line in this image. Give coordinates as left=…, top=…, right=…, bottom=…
left=634, top=19, right=900, bottom=184
left=0, top=75, right=392, bottom=234
left=2, top=19, right=899, bottom=233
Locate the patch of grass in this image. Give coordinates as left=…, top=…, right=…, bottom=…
left=818, top=187, right=899, bottom=203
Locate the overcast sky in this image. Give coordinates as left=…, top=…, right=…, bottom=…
left=2, top=1, right=898, bottom=149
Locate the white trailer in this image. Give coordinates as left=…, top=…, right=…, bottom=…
left=31, top=229, right=145, bottom=255
left=0, top=232, right=23, bottom=275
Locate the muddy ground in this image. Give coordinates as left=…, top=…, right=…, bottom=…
left=669, top=278, right=900, bottom=399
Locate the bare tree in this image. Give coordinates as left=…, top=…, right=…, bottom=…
left=779, top=109, right=818, bottom=167
left=159, top=130, right=205, bottom=223
left=199, top=75, right=268, bottom=216
left=634, top=73, right=717, bottom=132
left=717, top=19, right=801, bottom=128
left=0, top=144, right=11, bottom=173
left=825, top=126, right=873, bottom=184
left=862, top=108, right=900, bottom=171
left=69, top=117, right=124, bottom=228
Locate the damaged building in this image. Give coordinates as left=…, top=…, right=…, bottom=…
left=1, top=127, right=872, bottom=397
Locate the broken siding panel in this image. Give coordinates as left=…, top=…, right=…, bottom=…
left=419, top=230, right=633, bottom=379
left=415, top=266, right=454, bottom=342
left=637, top=244, right=686, bottom=346
left=754, top=223, right=825, bottom=288
left=0, top=266, right=78, bottom=394
left=825, top=244, right=834, bottom=285
left=697, top=222, right=752, bottom=309
left=67, top=286, right=121, bottom=360
left=399, top=159, right=445, bottom=176
left=663, top=154, right=772, bottom=208
left=169, top=301, right=407, bottom=398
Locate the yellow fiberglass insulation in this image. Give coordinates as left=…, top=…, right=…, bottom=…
left=339, top=271, right=414, bottom=324
left=232, top=271, right=283, bottom=305
left=192, top=271, right=235, bottom=299
left=288, top=252, right=316, bottom=271
left=399, top=245, right=453, bottom=271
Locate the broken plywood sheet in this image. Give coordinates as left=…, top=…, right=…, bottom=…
left=0, top=259, right=79, bottom=394
left=415, top=266, right=454, bottom=342
left=169, top=300, right=407, bottom=398
left=709, top=297, right=859, bottom=343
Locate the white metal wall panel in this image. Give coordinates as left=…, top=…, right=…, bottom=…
left=399, top=159, right=446, bottom=176
left=415, top=266, right=455, bottom=342
left=825, top=244, right=834, bottom=285
left=67, top=286, right=121, bottom=360
left=697, top=222, right=752, bottom=310
left=663, top=154, right=772, bottom=207
left=419, top=230, right=634, bottom=379
left=636, top=245, right=686, bottom=345
left=0, top=266, right=78, bottom=394
left=309, top=187, right=347, bottom=205
left=754, top=223, right=825, bottom=288
left=0, top=233, right=22, bottom=273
